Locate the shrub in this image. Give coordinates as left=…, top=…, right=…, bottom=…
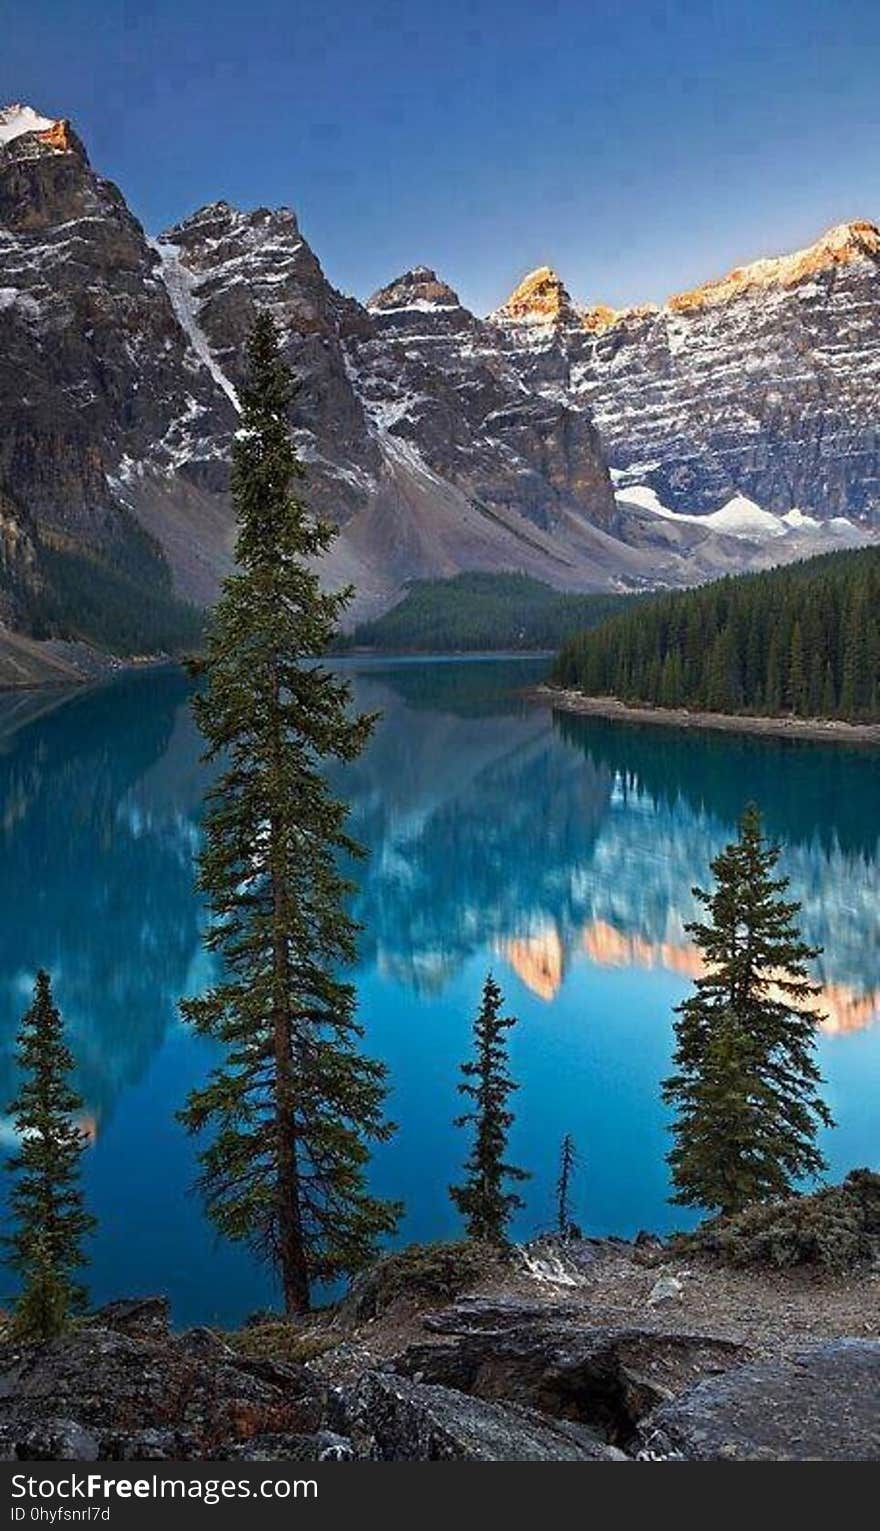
left=341, top=1240, right=501, bottom=1321
left=687, top=1170, right=880, bottom=1274
left=229, top=1321, right=336, bottom=1365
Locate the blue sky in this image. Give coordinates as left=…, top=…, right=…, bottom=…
left=3, top=0, right=878, bottom=313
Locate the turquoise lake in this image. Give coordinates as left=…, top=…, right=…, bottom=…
left=0, top=655, right=877, bottom=1325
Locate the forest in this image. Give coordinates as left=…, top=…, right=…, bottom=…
left=347, top=572, right=634, bottom=652
left=552, top=548, right=880, bottom=722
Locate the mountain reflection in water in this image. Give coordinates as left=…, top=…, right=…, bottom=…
left=0, top=657, right=876, bottom=1323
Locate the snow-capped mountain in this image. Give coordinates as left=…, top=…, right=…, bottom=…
left=572, top=220, right=880, bottom=521
left=0, top=100, right=877, bottom=660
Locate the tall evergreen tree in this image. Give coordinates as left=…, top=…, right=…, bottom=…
left=4, top=972, right=95, bottom=1340
left=450, top=973, right=529, bottom=1243
left=180, top=313, right=399, bottom=1314
left=663, top=806, right=833, bottom=1217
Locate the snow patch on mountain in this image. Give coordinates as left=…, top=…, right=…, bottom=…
left=782, top=507, right=822, bottom=530
left=0, top=104, right=55, bottom=146
left=149, top=239, right=241, bottom=411
left=616, top=484, right=869, bottom=544
left=704, top=495, right=788, bottom=539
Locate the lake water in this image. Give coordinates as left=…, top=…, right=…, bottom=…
left=0, top=656, right=877, bottom=1325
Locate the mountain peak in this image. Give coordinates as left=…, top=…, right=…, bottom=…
left=494, top=265, right=577, bottom=326
left=669, top=218, right=880, bottom=313
left=367, top=267, right=462, bottom=313
left=0, top=103, right=75, bottom=153
left=580, top=302, right=621, bottom=334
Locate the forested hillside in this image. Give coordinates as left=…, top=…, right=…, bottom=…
left=552, top=549, right=880, bottom=721
left=26, top=542, right=204, bottom=657
left=349, top=573, right=634, bottom=652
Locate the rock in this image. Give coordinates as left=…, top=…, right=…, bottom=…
left=516, top=1235, right=603, bottom=1288
left=395, top=1298, right=745, bottom=1446
left=177, top=1326, right=236, bottom=1359
left=0, top=1417, right=100, bottom=1461
left=92, top=1297, right=171, bottom=1340
left=334, top=1372, right=627, bottom=1461
left=638, top=1340, right=880, bottom=1461
left=648, top=1275, right=684, bottom=1305
left=0, top=1314, right=325, bottom=1460
left=634, top=1230, right=665, bottom=1252
left=103, top=1429, right=197, bottom=1461
left=210, top=1431, right=355, bottom=1462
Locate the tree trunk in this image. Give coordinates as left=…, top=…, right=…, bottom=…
left=269, top=661, right=310, bottom=1315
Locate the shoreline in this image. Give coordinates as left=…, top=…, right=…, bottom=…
left=533, top=687, right=880, bottom=746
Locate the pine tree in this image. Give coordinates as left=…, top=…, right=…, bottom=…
left=556, top=1133, right=580, bottom=1240
left=788, top=619, right=806, bottom=713
left=180, top=313, right=399, bottom=1314
left=4, top=972, right=95, bottom=1340
left=663, top=805, right=833, bottom=1217
left=450, top=973, right=529, bottom=1243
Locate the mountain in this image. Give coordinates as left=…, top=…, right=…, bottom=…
left=0, top=100, right=877, bottom=671
left=574, top=220, right=880, bottom=521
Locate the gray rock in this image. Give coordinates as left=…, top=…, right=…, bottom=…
left=0, top=1315, right=324, bottom=1459
left=104, top=1429, right=197, bottom=1461
left=576, top=222, right=880, bottom=524
left=648, top=1275, right=684, bottom=1305
left=0, top=1416, right=100, bottom=1461
left=397, top=1298, right=744, bottom=1445
left=336, top=1371, right=627, bottom=1461
left=92, top=1297, right=171, bottom=1339
left=638, top=1339, right=880, bottom=1461
left=177, top=1326, right=236, bottom=1359
left=207, top=1431, right=355, bottom=1462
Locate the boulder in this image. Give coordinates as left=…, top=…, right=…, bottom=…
left=648, top=1275, right=684, bottom=1306
left=335, top=1371, right=627, bottom=1461
left=0, top=1315, right=325, bottom=1459
left=0, top=1417, right=100, bottom=1462
left=638, top=1339, right=880, bottom=1461
left=396, top=1298, right=745, bottom=1445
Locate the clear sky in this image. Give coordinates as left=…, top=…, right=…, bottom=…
left=2, top=0, right=878, bottom=314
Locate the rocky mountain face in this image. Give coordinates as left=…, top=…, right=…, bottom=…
left=0, top=108, right=225, bottom=572
left=0, top=100, right=877, bottom=663
left=573, top=220, right=880, bottom=521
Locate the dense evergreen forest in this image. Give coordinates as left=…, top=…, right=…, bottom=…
left=21, top=538, right=203, bottom=657
left=348, top=572, right=634, bottom=652
left=552, top=548, right=880, bottom=722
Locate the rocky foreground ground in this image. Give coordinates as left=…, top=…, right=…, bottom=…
left=0, top=1237, right=877, bottom=1462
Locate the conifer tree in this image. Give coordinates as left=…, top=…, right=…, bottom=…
left=556, top=1132, right=580, bottom=1239
left=788, top=620, right=806, bottom=713
left=663, top=806, right=833, bottom=1217
left=450, top=974, right=529, bottom=1243
left=4, top=972, right=95, bottom=1340
left=180, top=313, right=399, bottom=1314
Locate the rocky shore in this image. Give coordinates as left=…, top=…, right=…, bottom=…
left=536, top=688, right=880, bottom=746
left=1, top=1236, right=877, bottom=1462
